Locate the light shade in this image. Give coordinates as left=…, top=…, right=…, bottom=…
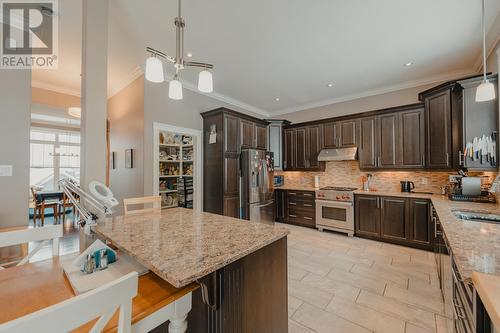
left=145, top=57, right=164, bottom=83
left=476, top=80, right=496, bottom=102
left=198, top=70, right=213, bottom=93
left=68, top=107, right=81, bottom=118
left=169, top=79, right=183, bottom=100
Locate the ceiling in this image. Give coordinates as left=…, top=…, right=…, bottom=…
left=33, top=0, right=500, bottom=116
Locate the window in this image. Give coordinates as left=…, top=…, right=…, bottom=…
left=30, top=128, right=80, bottom=191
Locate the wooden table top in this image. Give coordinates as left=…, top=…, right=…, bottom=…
left=472, top=271, right=500, bottom=329
left=0, top=255, right=198, bottom=332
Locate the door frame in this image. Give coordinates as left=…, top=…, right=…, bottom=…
left=153, top=122, right=203, bottom=212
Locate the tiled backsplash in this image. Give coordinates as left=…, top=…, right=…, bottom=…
left=275, top=161, right=497, bottom=194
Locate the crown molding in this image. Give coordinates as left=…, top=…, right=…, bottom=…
left=31, top=80, right=81, bottom=97
left=107, top=66, right=144, bottom=99
left=270, top=69, right=475, bottom=116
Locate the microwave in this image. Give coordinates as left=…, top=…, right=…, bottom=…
left=273, top=175, right=284, bottom=187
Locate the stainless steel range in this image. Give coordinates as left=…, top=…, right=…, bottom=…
left=315, top=186, right=357, bottom=236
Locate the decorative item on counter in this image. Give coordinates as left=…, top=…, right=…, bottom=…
left=73, top=240, right=117, bottom=275
left=314, top=175, right=320, bottom=189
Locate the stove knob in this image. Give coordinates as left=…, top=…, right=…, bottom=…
left=336, top=196, right=341, bottom=200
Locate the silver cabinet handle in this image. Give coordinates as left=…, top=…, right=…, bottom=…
left=459, top=151, right=464, bottom=166
left=446, top=153, right=450, bottom=166
left=289, top=214, right=297, bottom=218
left=303, top=193, right=313, bottom=197
left=289, top=192, right=297, bottom=195
left=376, top=197, right=380, bottom=209
left=421, top=154, right=425, bottom=166
left=433, top=216, right=437, bottom=238
left=289, top=202, right=297, bottom=205
left=304, top=217, right=313, bottom=220
left=303, top=204, right=313, bottom=207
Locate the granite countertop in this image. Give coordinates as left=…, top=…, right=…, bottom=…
left=274, top=186, right=319, bottom=192
left=354, top=189, right=500, bottom=281
left=93, top=208, right=289, bottom=288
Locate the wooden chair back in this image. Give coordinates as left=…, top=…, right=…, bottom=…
left=0, top=224, right=63, bottom=268
left=123, top=196, right=162, bottom=216
left=0, top=272, right=138, bottom=333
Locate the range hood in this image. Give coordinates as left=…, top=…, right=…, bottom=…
left=317, top=147, right=358, bottom=161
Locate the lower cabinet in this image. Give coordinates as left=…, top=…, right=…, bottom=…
left=274, top=189, right=315, bottom=228
left=355, top=194, right=433, bottom=250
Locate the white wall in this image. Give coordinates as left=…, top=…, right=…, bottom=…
left=0, top=70, right=31, bottom=227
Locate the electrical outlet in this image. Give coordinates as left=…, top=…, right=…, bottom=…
left=449, top=175, right=462, bottom=183
left=0, top=165, right=12, bottom=177
left=420, top=177, right=428, bottom=185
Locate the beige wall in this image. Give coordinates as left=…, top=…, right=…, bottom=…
left=107, top=76, right=145, bottom=214
left=0, top=70, right=31, bottom=228
left=275, top=83, right=438, bottom=124
left=32, top=87, right=80, bottom=108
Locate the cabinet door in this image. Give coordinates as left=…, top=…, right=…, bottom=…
left=295, top=128, right=307, bottom=169
left=241, top=120, right=256, bottom=148
left=283, top=129, right=295, bottom=170
left=399, top=109, right=425, bottom=168
left=380, top=197, right=408, bottom=242
left=378, top=113, right=398, bottom=168
left=425, top=90, right=452, bottom=168
left=256, top=124, right=267, bottom=149
left=339, top=119, right=357, bottom=147
left=224, top=115, right=240, bottom=154
left=224, top=196, right=240, bottom=218
left=359, top=117, right=377, bottom=169
left=355, top=195, right=380, bottom=237
left=274, top=190, right=286, bottom=222
left=307, top=125, right=322, bottom=169
left=409, top=199, right=432, bottom=249
left=268, top=124, right=283, bottom=170
left=224, top=157, right=239, bottom=196
left=322, top=122, right=337, bottom=148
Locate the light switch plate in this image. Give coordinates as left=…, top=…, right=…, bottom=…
left=0, top=165, right=13, bottom=177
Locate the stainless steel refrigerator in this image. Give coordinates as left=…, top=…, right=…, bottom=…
left=240, top=149, right=274, bottom=222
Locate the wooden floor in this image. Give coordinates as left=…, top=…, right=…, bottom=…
left=281, top=223, right=453, bottom=333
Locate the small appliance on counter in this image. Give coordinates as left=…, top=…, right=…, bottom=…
left=273, top=175, right=284, bottom=187
left=447, top=175, right=496, bottom=203
left=400, top=181, right=415, bottom=193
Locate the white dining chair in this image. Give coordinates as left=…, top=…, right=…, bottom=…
left=0, top=272, right=138, bottom=333
left=0, top=224, right=63, bottom=269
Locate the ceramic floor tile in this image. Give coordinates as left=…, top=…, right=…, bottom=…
left=408, top=278, right=442, bottom=298
left=288, top=279, right=334, bottom=309
left=406, top=322, right=434, bottom=333
left=301, top=273, right=361, bottom=302
left=356, top=290, right=436, bottom=332
left=289, top=256, right=332, bottom=277
left=289, top=265, right=309, bottom=281
left=435, top=314, right=453, bottom=333
left=292, top=303, right=372, bottom=333
left=326, top=295, right=406, bottom=333
left=289, top=295, right=304, bottom=318
left=350, top=263, right=409, bottom=288
left=373, top=262, right=431, bottom=283
left=289, top=319, right=316, bottom=333
left=385, top=282, right=444, bottom=314
left=327, top=267, right=387, bottom=295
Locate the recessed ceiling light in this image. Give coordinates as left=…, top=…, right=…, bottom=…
left=404, top=62, right=414, bottom=67
left=186, top=52, right=193, bottom=58
left=326, top=83, right=333, bottom=87
left=275, top=97, right=280, bottom=102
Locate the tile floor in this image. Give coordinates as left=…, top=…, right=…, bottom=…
left=280, top=223, right=453, bottom=333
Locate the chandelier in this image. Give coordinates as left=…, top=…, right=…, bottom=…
left=145, top=0, right=214, bottom=100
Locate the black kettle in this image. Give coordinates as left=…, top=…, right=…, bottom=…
left=400, top=181, right=415, bottom=193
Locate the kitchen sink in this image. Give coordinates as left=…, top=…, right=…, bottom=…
left=453, top=210, right=500, bottom=224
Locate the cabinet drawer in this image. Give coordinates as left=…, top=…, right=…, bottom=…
left=287, top=209, right=315, bottom=227
left=286, top=191, right=315, bottom=202
left=287, top=200, right=315, bottom=210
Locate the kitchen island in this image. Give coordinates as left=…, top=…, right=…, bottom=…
left=93, top=208, right=289, bottom=333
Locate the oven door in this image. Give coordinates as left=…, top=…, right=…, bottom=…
left=315, top=199, right=354, bottom=233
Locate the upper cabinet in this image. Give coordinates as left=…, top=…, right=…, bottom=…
left=399, top=108, right=425, bottom=168
left=240, top=119, right=269, bottom=150
left=322, top=120, right=358, bottom=148
left=283, top=125, right=325, bottom=171
left=255, top=124, right=268, bottom=149
left=419, top=82, right=463, bottom=170
left=359, top=117, right=377, bottom=169
left=268, top=120, right=290, bottom=170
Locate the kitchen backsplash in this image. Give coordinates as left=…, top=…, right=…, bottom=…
left=275, top=161, right=497, bottom=194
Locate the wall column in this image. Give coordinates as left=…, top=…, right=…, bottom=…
left=80, top=0, right=108, bottom=188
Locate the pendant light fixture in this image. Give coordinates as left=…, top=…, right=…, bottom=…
left=476, top=0, right=496, bottom=102
left=68, top=107, right=81, bottom=118
left=145, top=0, right=214, bottom=100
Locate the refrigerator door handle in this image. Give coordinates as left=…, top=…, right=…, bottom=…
left=252, top=200, right=274, bottom=209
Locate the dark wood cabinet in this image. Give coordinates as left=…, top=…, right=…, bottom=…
left=355, top=194, right=433, bottom=250
left=355, top=195, right=380, bottom=237
left=380, top=196, right=408, bottom=242
left=425, top=90, right=452, bottom=169
left=322, top=122, right=337, bottom=148
left=255, top=124, right=267, bottom=149
left=378, top=113, right=398, bottom=168
left=241, top=119, right=256, bottom=148
left=274, top=190, right=286, bottom=222
left=409, top=199, right=432, bottom=247
left=202, top=108, right=268, bottom=218
left=283, top=126, right=325, bottom=171
left=399, top=108, right=425, bottom=168
left=359, top=117, right=377, bottom=169
left=307, top=125, right=322, bottom=169
left=338, top=119, right=357, bottom=147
